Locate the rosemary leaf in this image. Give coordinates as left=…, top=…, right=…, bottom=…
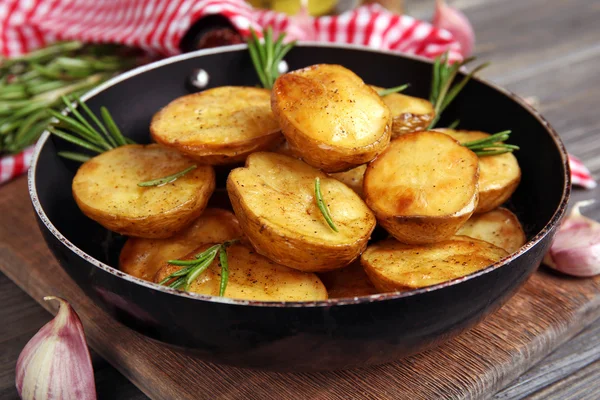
left=218, top=247, right=229, bottom=296
left=447, top=119, right=460, bottom=129
left=100, top=106, right=127, bottom=146
left=185, top=248, right=220, bottom=290
left=314, top=177, right=338, bottom=232
left=138, top=165, right=197, bottom=187
left=61, top=96, right=107, bottom=147
left=48, top=109, right=110, bottom=149
left=49, top=127, right=105, bottom=153
left=57, top=151, right=92, bottom=162
left=378, top=84, right=409, bottom=97
left=77, top=98, right=115, bottom=146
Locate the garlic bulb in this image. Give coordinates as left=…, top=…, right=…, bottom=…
left=544, top=200, right=600, bottom=277
left=433, top=0, right=475, bottom=57
left=16, top=297, right=96, bottom=400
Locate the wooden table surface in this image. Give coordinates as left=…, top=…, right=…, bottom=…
left=2, top=0, right=600, bottom=399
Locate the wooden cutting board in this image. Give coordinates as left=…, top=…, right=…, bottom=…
left=2, top=175, right=600, bottom=400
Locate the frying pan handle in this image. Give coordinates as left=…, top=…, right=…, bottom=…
left=179, top=15, right=244, bottom=53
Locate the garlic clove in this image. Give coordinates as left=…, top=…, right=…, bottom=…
left=16, top=296, right=96, bottom=400
left=433, top=0, right=475, bottom=57
left=285, top=0, right=316, bottom=42
left=544, top=200, right=600, bottom=277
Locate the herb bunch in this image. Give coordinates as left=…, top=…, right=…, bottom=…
left=0, top=41, right=136, bottom=154
left=159, top=240, right=239, bottom=295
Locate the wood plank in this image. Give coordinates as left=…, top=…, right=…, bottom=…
left=1, top=176, right=600, bottom=400
left=494, top=317, right=600, bottom=399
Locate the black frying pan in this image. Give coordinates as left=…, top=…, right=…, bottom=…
left=28, top=43, right=570, bottom=371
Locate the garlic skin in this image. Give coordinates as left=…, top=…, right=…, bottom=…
left=16, top=297, right=96, bottom=400
left=433, top=0, right=475, bottom=57
left=544, top=200, right=600, bottom=277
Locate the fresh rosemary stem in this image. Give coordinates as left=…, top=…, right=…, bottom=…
left=248, top=27, right=296, bottom=89
left=160, top=240, right=239, bottom=295
left=462, top=130, right=519, bottom=156
left=428, top=52, right=489, bottom=129
left=378, top=84, right=409, bottom=97
left=138, top=165, right=197, bottom=187
left=315, top=177, right=338, bottom=232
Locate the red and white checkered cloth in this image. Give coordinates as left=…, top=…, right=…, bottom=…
left=0, top=0, right=595, bottom=189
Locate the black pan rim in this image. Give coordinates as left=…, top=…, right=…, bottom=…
left=28, top=42, right=571, bottom=308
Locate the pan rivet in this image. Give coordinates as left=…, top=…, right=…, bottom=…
left=278, top=60, right=288, bottom=74
left=190, top=68, right=209, bottom=89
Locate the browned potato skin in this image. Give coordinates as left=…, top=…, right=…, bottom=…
left=436, top=129, right=521, bottom=213
left=72, top=144, right=215, bottom=238
left=150, top=87, right=283, bottom=165
left=227, top=152, right=376, bottom=272
left=119, top=209, right=242, bottom=281
left=370, top=85, right=434, bottom=137
left=318, top=261, right=377, bottom=298
left=272, top=64, right=391, bottom=172
left=457, top=207, right=526, bottom=253
left=361, top=236, right=508, bottom=292
left=155, top=243, right=328, bottom=301
left=364, top=131, right=479, bottom=244
left=329, top=164, right=367, bottom=198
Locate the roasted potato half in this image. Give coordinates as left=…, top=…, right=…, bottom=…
left=457, top=207, right=526, bottom=253
left=155, top=242, right=328, bottom=301
left=72, top=144, right=215, bottom=238
left=370, top=85, right=434, bottom=137
left=227, top=152, right=376, bottom=272
left=361, top=236, right=508, bottom=292
left=328, top=164, right=367, bottom=198
left=120, top=209, right=242, bottom=281
left=150, top=86, right=282, bottom=165
left=364, top=131, right=479, bottom=244
left=272, top=64, right=391, bottom=172
left=437, top=129, right=521, bottom=213
left=319, top=261, right=378, bottom=298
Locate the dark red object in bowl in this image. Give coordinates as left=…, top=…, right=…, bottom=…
left=28, top=43, right=570, bottom=371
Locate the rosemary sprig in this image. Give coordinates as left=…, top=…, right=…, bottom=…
left=247, top=27, right=296, bottom=89
left=0, top=41, right=136, bottom=155
left=159, top=240, right=239, bottom=294
left=378, top=84, right=409, bottom=97
left=49, top=95, right=135, bottom=160
left=462, top=130, right=519, bottom=156
left=315, top=177, right=338, bottom=232
left=138, top=165, right=197, bottom=187
left=428, top=52, right=489, bottom=129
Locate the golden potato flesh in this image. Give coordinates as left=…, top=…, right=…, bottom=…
left=361, top=236, right=508, bottom=292
left=154, top=243, right=328, bottom=301
left=72, top=144, right=215, bottom=238
left=272, top=64, right=391, bottom=172
left=328, top=164, right=367, bottom=198
left=119, top=209, right=242, bottom=281
left=318, top=261, right=377, bottom=298
left=437, top=129, right=521, bottom=213
left=457, top=207, right=526, bottom=253
left=227, top=152, right=376, bottom=272
left=150, top=86, right=282, bottom=165
left=370, top=85, right=434, bottom=137
left=364, top=131, right=479, bottom=244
